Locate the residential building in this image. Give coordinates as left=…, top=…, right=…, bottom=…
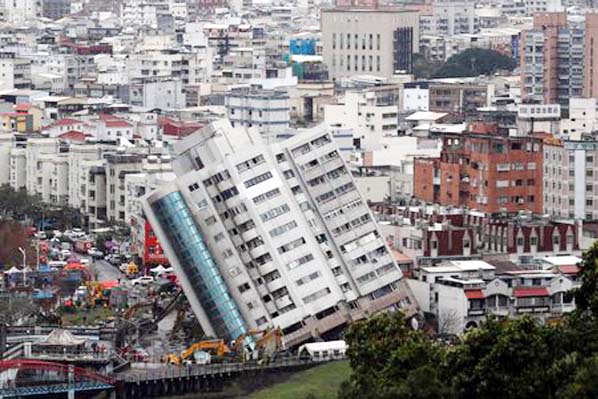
left=321, top=8, right=419, bottom=79
left=543, top=138, right=598, bottom=220
left=409, top=258, right=578, bottom=334
left=0, top=53, right=32, bottom=91
left=428, top=81, right=491, bottom=114
left=125, top=156, right=174, bottom=267
left=143, top=119, right=417, bottom=346
left=419, top=1, right=478, bottom=37
left=129, top=78, right=185, bottom=110
left=105, top=153, right=145, bottom=222
left=225, top=86, right=290, bottom=139
left=324, top=90, right=399, bottom=151
left=413, top=123, right=544, bottom=214
left=42, top=0, right=71, bottom=20
left=520, top=13, right=584, bottom=114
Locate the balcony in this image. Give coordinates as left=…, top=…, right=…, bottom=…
left=275, top=295, right=293, bottom=309
left=468, top=308, right=486, bottom=316
left=487, top=307, right=510, bottom=317
left=266, top=278, right=286, bottom=293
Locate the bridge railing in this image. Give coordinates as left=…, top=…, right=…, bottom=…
left=119, top=356, right=346, bottom=383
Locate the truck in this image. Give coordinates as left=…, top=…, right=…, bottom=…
left=74, top=240, right=93, bottom=254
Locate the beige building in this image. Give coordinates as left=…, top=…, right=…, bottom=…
left=321, top=8, right=419, bottom=79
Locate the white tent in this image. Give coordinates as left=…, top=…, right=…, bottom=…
left=4, top=266, right=22, bottom=274
left=38, top=329, right=87, bottom=346
left=297, top=340, right=347, bottom=360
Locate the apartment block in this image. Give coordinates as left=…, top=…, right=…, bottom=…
left=543, top=138, right=598, bottom=220
left=413, top=124, right=543, bottom=214
left=225, top=86, right=290, bottom=138
left=520, top=13, right=585, bottom=114
left=428, top=82, right=490, bottom=114
left=419, top=1, right=478, bottom=37
left=0, top=53, right=32, bottom=91
left=143, top=119, right=417, bottom=346
left=321, top=8, right=419, bottom=79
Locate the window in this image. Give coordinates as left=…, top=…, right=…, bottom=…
left=269, top=221, right=298, bottom=237
left=287, top=254, right=314, bottom=270
left=302, top=287, right=331, bottom=304
left=253, top=188, right=281, bottom=204
left=238, top=282, right=251, bottom=294
left=278, top=237, right=306, bottom=254
left=261, top=204, right=290, bottom=222
left=244, top=172, right=273, bottom=188
left=296, top=271, right=321, bottom=286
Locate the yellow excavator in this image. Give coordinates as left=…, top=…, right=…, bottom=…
left=232, top=327, right=284, bottom=362
left=164, top=339, right=231, bottom=365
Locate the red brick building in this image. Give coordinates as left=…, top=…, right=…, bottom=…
left=414, top=123, right=544, bottom=214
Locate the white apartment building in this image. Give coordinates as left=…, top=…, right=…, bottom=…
left=9, top=147, right=26, bottom=190
left=67, top=143, right=105, bottom=210
left=105, top=153, right=145, bottom=222
left=2, top=0, right=39, bottom=23
left=561, top=98, right=598, bottom=140
left=544, top=139, right=598, bottom=220
left=402, top=82, right=430, bottom=112
left=225, top=86, right=290, bottom=139
left=324, top=91, right=398, bottom=151
left=0, top=133, right=15, bottom=186
left=419, top=2, right=478, bottom=37
left=24, top=138, right=59, bottom=197
left=0, top=53, right=32, bottom=91
left=410, top=259, right=578, bottom=335
left=143, top=119, right=417, bottom=346
left=129, top=79, right=185, bottom=110
left=80, top=160, right=108, bottom=226
left=127, top=51, right=213, bottom=85
left=321, top=8, right=419, bottom=79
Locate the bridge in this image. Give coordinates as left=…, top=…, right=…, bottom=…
left=0, top=357, right=343, bottom=398
left=0, top=359, right=115, bottom=398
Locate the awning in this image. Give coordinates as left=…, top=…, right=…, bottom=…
left=513, top=287, right=549, bottom=298
left=465, top=290, right=484, bottom=300
left=99, top=280, right=119, bottom=289
left=558, top=265, right=580, bottom=275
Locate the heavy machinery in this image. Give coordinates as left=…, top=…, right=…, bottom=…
left=232, top=327, right=284, bottom=362
left=164, top=339, right=231, bottom=365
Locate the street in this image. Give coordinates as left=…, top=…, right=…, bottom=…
left=92, top=259, right=123, bottom=282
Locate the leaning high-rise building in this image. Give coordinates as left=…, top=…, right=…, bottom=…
left=143, top=119, right=417, bottom=345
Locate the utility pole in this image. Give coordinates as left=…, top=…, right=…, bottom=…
left=17, top=247, right=26, bottom=287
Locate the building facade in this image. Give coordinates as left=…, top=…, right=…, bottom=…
left=321, top=8, right=419, bottom=79
left=414, top=125, right=544, bottom=214
left=543, top=138, right=598, bottom=220
left=520, top=13, right=587, bottom=114
left=143, top=119, right=417, bottom=345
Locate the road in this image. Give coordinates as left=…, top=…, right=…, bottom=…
left=92, top=259, right=123, bottom=282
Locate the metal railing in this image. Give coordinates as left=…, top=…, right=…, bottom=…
left=119, top=357, right=346, bottom=383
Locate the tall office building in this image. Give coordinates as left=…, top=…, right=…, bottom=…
left=520, top=12, right=583, bottom=113
left=321, top=8, right=419, bottom=79
left=143, top=119, right=417, bottom=345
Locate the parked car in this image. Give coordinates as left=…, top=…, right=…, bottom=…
left=131, top=276, right=154, bottom=286
left=105, top=254, right=122, bottom=266
left=88, top=247, right=104, bottom=259
left=60, top=249, right=72, bottom=258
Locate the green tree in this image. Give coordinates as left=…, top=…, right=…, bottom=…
left=432, top=48, right=516, bottom=78
left=341, top=312, right=450, bottom=399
